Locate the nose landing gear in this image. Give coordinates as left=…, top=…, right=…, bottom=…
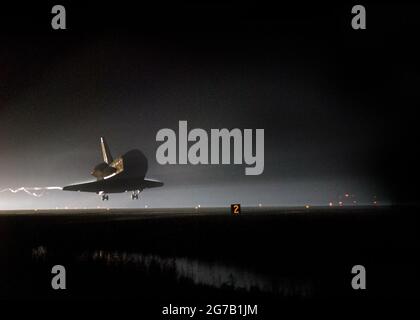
left=101, top=194, right=109, bottom=201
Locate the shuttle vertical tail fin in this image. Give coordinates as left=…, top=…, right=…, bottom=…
left=100, top=137, right=113, bottom=164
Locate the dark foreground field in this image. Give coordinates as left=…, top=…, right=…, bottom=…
left=0, top=206, right=418, bottom=304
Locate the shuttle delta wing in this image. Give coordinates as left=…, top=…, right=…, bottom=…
left=63, top=176, right=163, bottom=193
left=143, top=179, right=164, bottom=188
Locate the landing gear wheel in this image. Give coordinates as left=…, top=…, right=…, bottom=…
left=102, top=194, right=109, bottom=201
left=131, top=190, right=141, bottom=200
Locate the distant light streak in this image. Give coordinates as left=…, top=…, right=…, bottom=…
left=0, top=186, right=63, bottom=198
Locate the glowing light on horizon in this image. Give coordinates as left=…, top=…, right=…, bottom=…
left=0, top=186, right=62, bottom=198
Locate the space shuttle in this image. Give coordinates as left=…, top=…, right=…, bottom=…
left=63, top=137, right=163, bottom=200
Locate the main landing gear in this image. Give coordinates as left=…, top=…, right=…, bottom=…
left=99, top=190, right=143, bottom=201
left=131, top=189, right=142, bottom=200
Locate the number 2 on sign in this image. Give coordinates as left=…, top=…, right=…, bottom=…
left=231, top=204, right=241, bottom=215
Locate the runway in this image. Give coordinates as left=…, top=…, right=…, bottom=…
left=0, top=205, right=391, bottom=218
left=1, top=205, right=418, bottom=300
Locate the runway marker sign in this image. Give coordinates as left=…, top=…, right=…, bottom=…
left=231, top=204, right=241, bottom=215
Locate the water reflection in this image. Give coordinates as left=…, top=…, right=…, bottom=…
left=80, top=249, right=312, bottom=297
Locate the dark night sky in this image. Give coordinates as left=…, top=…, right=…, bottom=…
left=1, top=2, right=419, bottom=209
